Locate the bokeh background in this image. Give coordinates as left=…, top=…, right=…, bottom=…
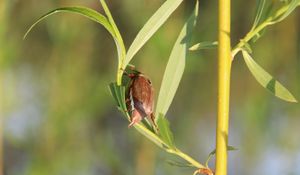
left=1, top=0, right=300, bottom=175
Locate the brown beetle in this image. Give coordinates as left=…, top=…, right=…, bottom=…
left=124, top=70, right=156, bottom=128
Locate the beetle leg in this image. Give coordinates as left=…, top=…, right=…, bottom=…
left=150, top=113, right=157, bottom=127
left=123, top=98, right=132, bottom=113
left=149, top=113, right=159, bottom=133
left=128, top=109, right=143, bottom=127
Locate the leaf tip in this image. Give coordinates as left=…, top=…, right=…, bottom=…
left=288, top=96, right=298, bottom=103
left=189, top=44, right=198, bottom=51
left=23, top=30, right=30, bottom=40
left=23, top=26, right=33, bottom=40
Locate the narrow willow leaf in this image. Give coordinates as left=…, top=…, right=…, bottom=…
left=189, top=41, right=218, bottom=51
left=251, top=0, right=266, bottom=31
left=109, top=83, right=130, bottom=120
left=157, top=114, right=175, bottom=149
left=123, top=0, right=184, bottom=69
left=167, top=160, right=194, bottom=168
left=24, top=6, right=115, bottom=39
left=155, top=1, right=199, bottom=116
left=205, top=146, right=238, bottom=167
left=242, top=51, right=297, bottom=102
left=99, top=0, right=126, bottom=64
left=24, top=5, right=126, bottom=84
left=270, top=0, right=300, bottom=24
left=208, top=146, right=238, bottom=157
left=109, top=83, right=120, bottom=106
left=257, top=0, right=276, bottom=26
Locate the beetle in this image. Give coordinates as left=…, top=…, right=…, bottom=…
left=124, top=70, right=156, bottom=128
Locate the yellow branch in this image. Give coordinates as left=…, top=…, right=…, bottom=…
left=0, top=0, right=5, bottom=174
left=216, top=0, right=231, bottom=174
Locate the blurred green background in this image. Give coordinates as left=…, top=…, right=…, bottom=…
left=1, top=0, right=300, bottom=175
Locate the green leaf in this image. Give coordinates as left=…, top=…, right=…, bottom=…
left=157, top=114, right=175, bottom=149
left=270, top=0, right=300, bottom=24
left=99, top=0, right=126, bottom=66
left=189, top=41, right=218, bottom=51
left=242, top=51, right=297, bottom=103
left=167, top=160, right=194, bottom=168
left=208, top=146, right=238, bottom=157
left=123, top=0, right=184, bottom=69
left=205, top=146, right=238, bottom=167
left=24, top=6, right=115, bottom=39
left=23, top=5, right=126, bottom=85
left=108, top=83, right=130, bottom=120
left=251, top=0, right=266, bottom=31
left=155, top=1, right=199, bottom=116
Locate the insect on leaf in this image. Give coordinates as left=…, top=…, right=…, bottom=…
left=189, top=41, right=218, bottom=51
left=109, top=83, right=172, bottom=150
left=155, top=0, right=199, bottom=116
left=242, top=51, right=298, bottom=103
left=123, top=0, right=185, bottom=69
left=157, top=113, right=175, bottom=149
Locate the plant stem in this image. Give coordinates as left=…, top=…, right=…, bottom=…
left=232, top=3, right=291, bottom=58
left=0, top=0, right=5, bottom=173
left=0, top=116, right=3, bottom=175
left=134, top=124, right=204, bottom=169
left=167, top=149, right=204, bottom=169
left=216, top=0, right=231, bottom=174
left=0, top=77, right=3, bottom=175
left=117, top=68, right=122, bottom=85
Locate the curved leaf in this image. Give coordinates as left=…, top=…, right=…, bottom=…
left=242, top=51, right=297, bottom=102
left=99, top=0, right=126, bottom=66
left=251, top=0, right=266, bottom=31
left=24, top=6, right=115, bottom=39
left=123, top=0, right=184, bottom=69
left=189, top=41, right=218, bottom=51
left=24, top=6, right=126, bottom=85
left=108, top=83, right=129, bottom=120
left=205, top=146, right=238, bottom=167
left=167, top=160, right=194, bottom=168
left=270, top=0, right=300, bottom=24
left=155, top=1, right=199, bottom=116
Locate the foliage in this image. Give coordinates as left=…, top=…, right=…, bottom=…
left=191, top=0, right=299, bottom=103
left=22, top=0, right=300, bottom=174
left=23, top=0, right=207, bottom=170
